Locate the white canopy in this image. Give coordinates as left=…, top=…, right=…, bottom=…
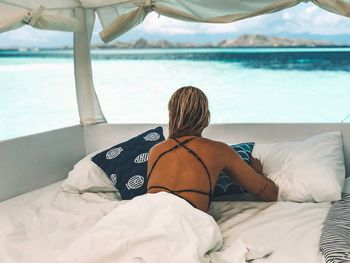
left=2, top=0, right=350, bottom=40
left=1, top=0, right=350, bottom=123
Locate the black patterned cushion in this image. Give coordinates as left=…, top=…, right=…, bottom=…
left=91, top=127, right=165, bottom=200
left=213, top=142, right=255, bottom=198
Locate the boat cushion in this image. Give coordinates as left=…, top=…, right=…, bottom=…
left=92, top=126, right=165, bottom=200
left=213, top=142, right=255, bottom=200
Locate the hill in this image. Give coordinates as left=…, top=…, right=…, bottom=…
left=91, top=34, right=336, bottom=49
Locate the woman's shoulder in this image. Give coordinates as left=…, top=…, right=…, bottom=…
left=148, top=139, right=168, bottom=155
left=149, top=136, right=230, bottom=156
left=197, top=137, right=230, bottom=149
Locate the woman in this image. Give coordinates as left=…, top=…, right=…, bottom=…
left=56, top=86, right=278, bottom=263
left=147, top=86, right=278, bottom=212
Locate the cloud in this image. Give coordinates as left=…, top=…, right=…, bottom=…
left=133, top=3, right=350, bottom=36
left=280, top=5, right=350, bottom=35
left=0, top=26, right=72, bottom=47
left=138, top=15, right=205, bottom=35
left=135, top=12, right=263, bottom=35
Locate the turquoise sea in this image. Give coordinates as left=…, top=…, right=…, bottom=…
left=1, top=48, right=350, bottom=140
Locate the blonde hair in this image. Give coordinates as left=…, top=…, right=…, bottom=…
left=168, top=86, right=210, bottom=138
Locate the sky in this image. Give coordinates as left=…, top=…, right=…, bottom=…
left=1, top=2, right=350, bottom=48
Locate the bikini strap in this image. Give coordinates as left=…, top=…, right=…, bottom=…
left=147, top=136, right=213, bottom=210
left=147, top=185, right=198, bottom=209
left=171, top=137, right=213, bottom=207
left=147, top=137, right=197, bottom=181
left=148, top=186, right=211, bottom=196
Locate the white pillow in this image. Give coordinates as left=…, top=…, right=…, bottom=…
left=252, top=132, right=345, bottom=202
left=61, top=151, right=117, bottom=194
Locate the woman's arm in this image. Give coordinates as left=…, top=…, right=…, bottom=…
left=221, top=144, right=278, bottom=202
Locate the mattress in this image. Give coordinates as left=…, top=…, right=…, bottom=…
left=210, top=201, right=329, bottom=263
left=0, top=182, right=330, bottom=263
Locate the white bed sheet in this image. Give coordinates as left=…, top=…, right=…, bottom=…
left=209, top=201, right=330, bottom=263
left=0, top=182, right=330, bottom=263
left=0, top=182, right=121, bottom=263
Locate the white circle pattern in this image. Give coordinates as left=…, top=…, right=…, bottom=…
left=110, top=174, right=118, bottom=185
left=126, top=175, right=144, bottom=190
left=106, top=147, right=123, bottom=160
left=143, top=132, right=160, bottom=141
left=134, top=153, right=148, bottom=163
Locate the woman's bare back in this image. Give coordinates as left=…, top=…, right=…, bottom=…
left=147, top=136, right=278, bottom=213
left=147, top=136, right=225, bottom=212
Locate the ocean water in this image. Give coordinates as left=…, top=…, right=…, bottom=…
left=1, top=48, right=350, bottom=140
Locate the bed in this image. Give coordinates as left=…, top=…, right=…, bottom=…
left=1, top=123, right=349, bottom=262
left=0, top=180, right=330, bottom=263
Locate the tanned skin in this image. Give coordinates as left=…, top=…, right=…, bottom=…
left=147, top=135, right=279, bottom=213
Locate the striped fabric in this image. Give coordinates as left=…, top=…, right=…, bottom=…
left=320, top=193, right=350, bottom=262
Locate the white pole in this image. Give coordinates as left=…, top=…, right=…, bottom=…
left=73, top=8, right=106, bottom=124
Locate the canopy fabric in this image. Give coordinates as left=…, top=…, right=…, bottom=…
left=73, top=8, right=107, bottom=125
left=1, top=0, right=350, bottom=39
left=90, top=0, right=350, bottom=43
left=0, top=1, right=80, bottom=33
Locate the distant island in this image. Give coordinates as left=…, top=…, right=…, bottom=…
left=91, top=34, right=336, bottom=49
left=218, top=34, right=333, bottom=47
left=1, top=34, right=347, bottom=51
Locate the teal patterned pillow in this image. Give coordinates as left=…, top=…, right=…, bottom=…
left=213, top=142, right=255, bottom=198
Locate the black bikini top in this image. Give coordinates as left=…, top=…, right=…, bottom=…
left=147, top=136, right=213, bottom=210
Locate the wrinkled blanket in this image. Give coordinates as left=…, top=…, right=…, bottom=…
left=54, top=192, right=269, bottom=263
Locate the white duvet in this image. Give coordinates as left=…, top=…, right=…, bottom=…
left=54, top=192, right=269, bottom=263
left=0, top=182, right=330, bottom=263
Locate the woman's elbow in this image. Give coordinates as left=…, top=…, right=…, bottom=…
left=267, top=184, right=279, bottom=202
left=259, top=183, right=279, bottom=202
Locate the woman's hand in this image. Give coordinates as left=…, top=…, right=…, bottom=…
left=250, top=157, right=263, bottom=174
